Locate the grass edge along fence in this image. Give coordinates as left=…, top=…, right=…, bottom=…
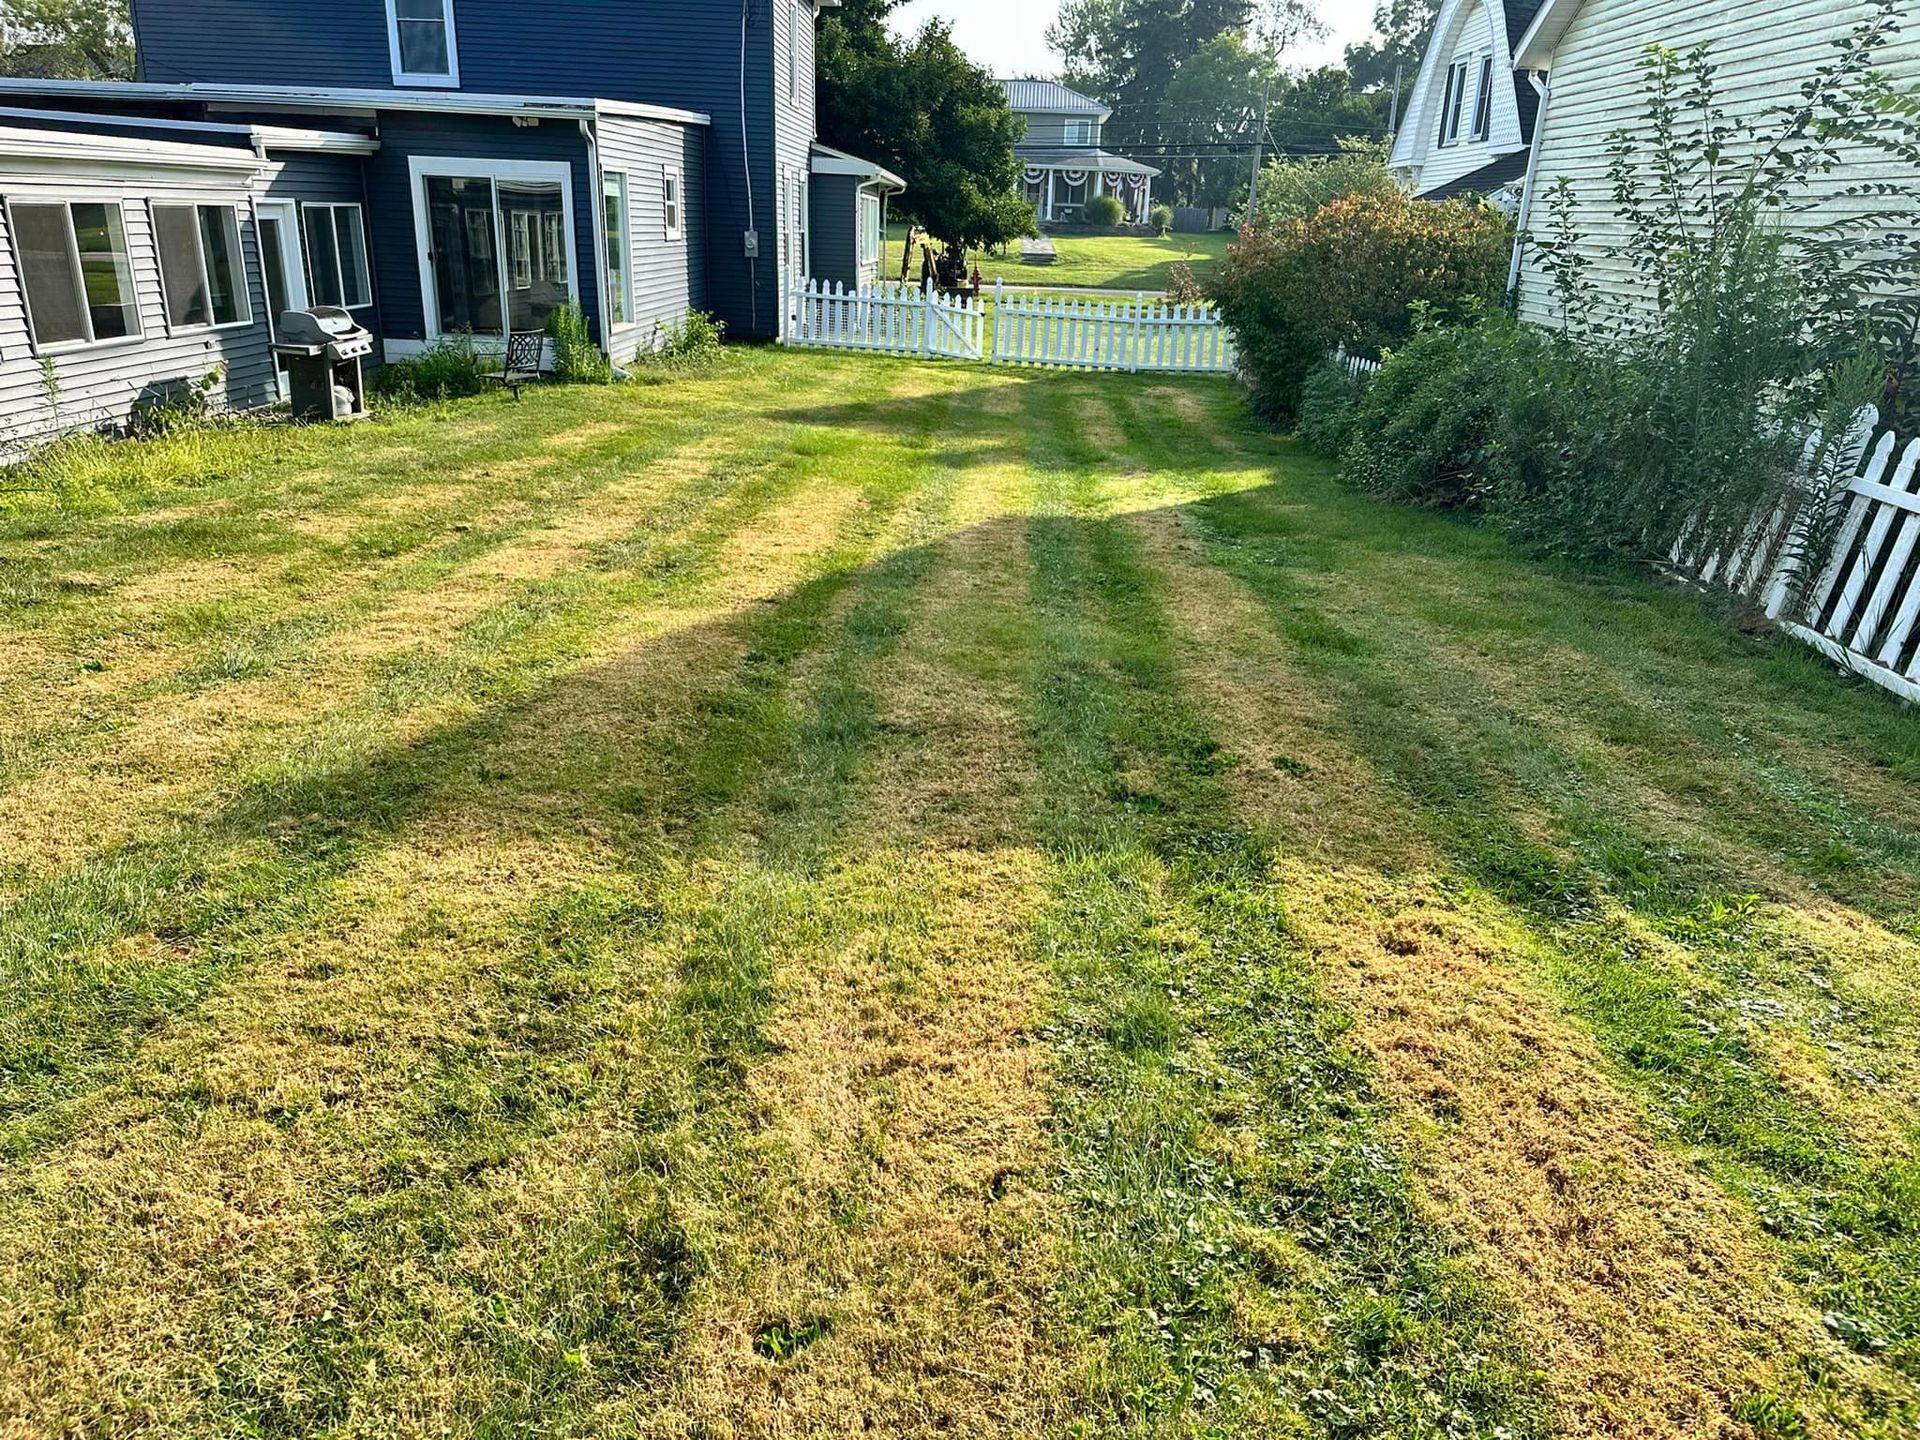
left=780, top=278, right=1235, bottom=375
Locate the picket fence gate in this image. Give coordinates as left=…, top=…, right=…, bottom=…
left=779, top=278, right=1235, bottom=375
left=1673, top=405, right=1920, bottom=705
left=782, top=280, right=986, bottom=360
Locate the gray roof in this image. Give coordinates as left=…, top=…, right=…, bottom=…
left=1017, top=146, right=1159, bottom=178
left=999, top=78, right=1109, bottom=116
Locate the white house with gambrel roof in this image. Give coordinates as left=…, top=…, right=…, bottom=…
left=1389, top=0, right=1544, bottom=206
left=1000, top=78, right=1159, bottom=225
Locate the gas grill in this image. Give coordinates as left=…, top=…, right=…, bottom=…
left=274, top=306, right=373, bottom=422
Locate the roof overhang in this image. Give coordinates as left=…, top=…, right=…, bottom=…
left=0, top=78, right=709, bottom=128
left=0, top=122, right=264, bottom=179
left=809, top=141, right=905, bottom=191
left=1514, top=0, right=1578, bottom=68
left=1017, top=147, right=1159, bottom=178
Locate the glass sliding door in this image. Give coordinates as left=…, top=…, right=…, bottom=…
left=418, top=164, right=575, bottom=340
left=425, top=175, right=503, bottom=335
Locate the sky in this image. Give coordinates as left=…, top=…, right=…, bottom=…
left=886, top=0, right=1384, bottom=79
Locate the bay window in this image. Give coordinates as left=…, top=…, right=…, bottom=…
left=9, top=199, right=141, bottom=350
left=152, top=202, right=250, bottom=331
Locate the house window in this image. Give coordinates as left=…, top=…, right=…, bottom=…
left=413, top=159, right=575, bottom=338
left=387, top=0, right=458, bottom=85
left=8, top=199, right=140, bottom=350
left=1065, top=119, right=1092, bottom=146
left=663, top=164, right=683, bottom=240
left=603, top=172, right=630, bottom=327
left=1438, top=59, right=1470, bottom=146
left=1470, top=54, right=1495, bottom=141
left=152, top=202, right=250, bottom=331
left=302, top=203, right=371, bottom=310
left=858, top=191, right=882, bottom=266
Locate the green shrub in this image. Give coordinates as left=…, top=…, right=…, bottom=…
left=1295, top=362, right=1369, bottom=458
left=371, top=335, right=489, bottom=403
left=1149, top=202, right=1174, bottom=235
left=640, top=310, right=726, bottom=371
left=1212, top=190, right=1511, bottom=425
left=547, top=301, right=612, bottom=383
left=1244, top=137, right=1398, bottom=231
left=1083, top=193, right=1126, bottom=228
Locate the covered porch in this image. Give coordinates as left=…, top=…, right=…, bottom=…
left=1018, top=150, right=1159, bottom=225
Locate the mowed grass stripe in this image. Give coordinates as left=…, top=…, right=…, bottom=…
left=0, top=364, right=928, bottom=1152
left=1115, top=453, right=1850, bottom=1435
left=0, top=368, right=964, bottom=1435
left=1017, top=377, right=1552, bottom=1438
left=1175, top=454, right=1920, bottom=1427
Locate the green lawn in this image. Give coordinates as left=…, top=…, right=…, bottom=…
left=891, top=224, right=1233, bottom=291
left=2, top=350, right=1918, bottom=1438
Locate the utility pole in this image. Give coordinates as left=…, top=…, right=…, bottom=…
left=1246, top=69, right=1272, bottom=223
left=1387, top=60, right=1403, bottom=139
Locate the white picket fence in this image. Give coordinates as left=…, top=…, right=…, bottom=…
left=782, top=280, right=986, bottom=360
left=1333, top=346, right=1383, bottom=382
left=1674, top=406, right=1920, bottom=704
left=779, top=278, right=1234, bottom=375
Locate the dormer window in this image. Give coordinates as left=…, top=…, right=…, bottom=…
left=1438, top=59, right=1469, bottom=146
left=1470, top=55, right=1495, bottom=141
left=387, top=0, right=459, bottom=87
left=1065, top=119, right=1092, bottom=146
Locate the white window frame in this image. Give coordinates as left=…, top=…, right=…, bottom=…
left=602, top=169, right=632, bottom=328
left=3, top=195, right=145, bottom=355
left=1438, top=60, right=1470, bottom=147
left=150, top=199, right=254, bottom=335
left=1469, top=54, right=1496, bottom=142
left=858, top=190, right=882, bottom=267
left=300, top=201, right=372, bottom=310
left=385, top=0, right=460, bottom=87
left=662, top=163, right=683, bottom=241
left=787, top=0, right=800, bottom=102
left=1064, top=118, right=1092, bottom=147
left=408, top=156, right=579, bottom=343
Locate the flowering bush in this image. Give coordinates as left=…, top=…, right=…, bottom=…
left=1211, top=191, right=1511, bottom=423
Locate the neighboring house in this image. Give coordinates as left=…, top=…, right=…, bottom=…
left=1508, top=0, right=1920, bottom=327
left=0, top=0, right=895, bottom=445
left=1388, top=0, right=1543, bottom=208
left=807, top=143, right=904, bottom=291
left=1000, top=79, right=1158, bottom=226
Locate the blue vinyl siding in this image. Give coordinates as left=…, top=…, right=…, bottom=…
left=260, top=151, right=381, bottom=340
left=806, top=172, right=860, bottom=290
left=361, top=111, right=596, bottom=344
left=127, top=0, right=809, bottom=337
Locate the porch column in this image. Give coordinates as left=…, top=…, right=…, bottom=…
left=1046, top=169, right=1056, bottom=222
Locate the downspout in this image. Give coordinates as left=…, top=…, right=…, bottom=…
left=581, top=117, right=614, bottom=362
left=1506, top=69, right=1551, bottom=306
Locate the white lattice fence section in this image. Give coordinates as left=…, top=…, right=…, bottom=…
left=991, top=284, right=1235, bottom=374
left=782, top=280, right=985, bottom=360
left=1675, top=407, right=1920, bottom=704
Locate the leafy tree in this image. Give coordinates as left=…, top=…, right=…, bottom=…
left=1343, top=0, right=1439, bottom=95
left=0, top=0, right=134, bottom=79
left=1245, top=137, right=1399, bottom=229
left=817, top=0, right=1033, bottom=250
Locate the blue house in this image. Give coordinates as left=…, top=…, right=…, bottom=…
left=0, top=0, right=885, bottom=444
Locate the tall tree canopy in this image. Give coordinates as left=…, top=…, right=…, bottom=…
left=1047, top=0, right=1328, bottom=202
left=816, top=0, right=1033, bottom=251
left=0, top=0, right=134, bottom=79
left=1343, top=0, right=1440, bottom=94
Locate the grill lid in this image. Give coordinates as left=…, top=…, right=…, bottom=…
left=277, top=305, right=370, bottom=348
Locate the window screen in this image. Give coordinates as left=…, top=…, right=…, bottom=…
left=153, top=203, right=249, bottom=330
left=391, top=0, right=452, bottom=77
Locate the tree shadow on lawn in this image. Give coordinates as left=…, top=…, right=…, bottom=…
left=3, top=425, right=1920, bottom=1430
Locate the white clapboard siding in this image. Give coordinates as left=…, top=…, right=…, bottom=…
left=990, top=283, right=1235, bottom=374
left=782, top=279, right=985, bottom=360
left=1674, top=407, right=1920, bottom=705
left=1517, top=0, right=1920, bottom=329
